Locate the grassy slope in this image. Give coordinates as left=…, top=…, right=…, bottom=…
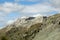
left=32, top=14, right=60, bottom=40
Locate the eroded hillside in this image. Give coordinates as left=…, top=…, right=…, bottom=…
left=0, top=14, right=60, bottom=40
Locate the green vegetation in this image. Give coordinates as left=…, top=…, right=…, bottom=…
left=1, top=36, right=7, bottom=40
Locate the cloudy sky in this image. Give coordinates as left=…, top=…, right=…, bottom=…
left=0, top=0, right=60, bottom=28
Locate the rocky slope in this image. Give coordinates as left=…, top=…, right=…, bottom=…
left=0, top=14, right=60, bottom=40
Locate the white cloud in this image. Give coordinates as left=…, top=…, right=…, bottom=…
left=48, top=0, right=60, bottom=9
left=21, top=4, right=60, bottom=13
left=0, top=2, right=24, bottom=13
left=0, top=12, right=3, bottom=16
left=29, top=0, right=38, bottom=1
left=14, top=0, right=40, bottom=2
left=0, top=2, right=60, bottom=16
left=7, top=20, right=15, bottom=24
left=14, top=0, right=60, bottom=9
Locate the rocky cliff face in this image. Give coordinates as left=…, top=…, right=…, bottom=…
left=0, top=14, right=60, bottom=40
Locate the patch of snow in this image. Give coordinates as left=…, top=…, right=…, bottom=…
left=33, top=14, right=43, bottom=17
left=21, top=16, right=29, bottom=19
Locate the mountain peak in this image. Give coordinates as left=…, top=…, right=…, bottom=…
left=0, top=14, right=60, bottom=40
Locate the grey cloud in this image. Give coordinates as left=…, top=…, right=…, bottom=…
left=49, top=0, right=60, bottom=8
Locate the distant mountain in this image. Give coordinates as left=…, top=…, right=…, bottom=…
left=0, top=14, right=60, bottom=40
